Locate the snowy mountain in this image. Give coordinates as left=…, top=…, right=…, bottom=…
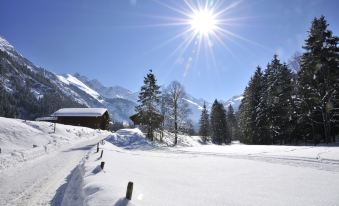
left=0, top=35, right=241, bottom=125
left=182, top=94, right=207, bottom=123
left=0, top=37, right=85, bottom=119
left=73, top=73, right=138, bottom=102
left=52, top=73, right=138, bottom=123
left=0, top=36, right=135, bottom=122
left=224, top=95, right=244, bottom=111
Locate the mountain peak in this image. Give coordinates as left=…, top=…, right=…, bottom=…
left=0, top=36, right=14, bottom=51
left=0, top=36, right=17, bottom=57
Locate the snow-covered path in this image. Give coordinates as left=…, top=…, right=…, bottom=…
left=0, top=138, right=100, bottom=206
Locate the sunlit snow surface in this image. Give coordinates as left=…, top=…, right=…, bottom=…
left=57, top=74, right=104, bottom=103
left=0, top=117, right=110, bottom=170
left=1, top=118, right=339, bottom=206
left=66, top=128, right=339, bottom=206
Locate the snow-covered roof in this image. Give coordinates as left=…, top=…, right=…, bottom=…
left=35, top=116, right=58, bottom=121
left=52, top=108, right=108, bottom=117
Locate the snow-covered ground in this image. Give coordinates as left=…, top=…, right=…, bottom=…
left=1, top=119, right=339, bottom=206
left=0, top=117, right=112, bottom=205
left=0, top=117, right=111, bottom=170
left=67, top=128, right=339, bottom=206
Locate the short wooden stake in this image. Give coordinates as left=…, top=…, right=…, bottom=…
left=100, top=161, right=105, bottom=170
left=100, top=150, right=103, bottom=159
left=126, top=182, right=133, bottom=200
left=96, top=143, right=99, bottom=153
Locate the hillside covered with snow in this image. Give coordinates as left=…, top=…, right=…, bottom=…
left=0, top=117, right=113, bottom=205
left=0, top=117, right=111, bottom=170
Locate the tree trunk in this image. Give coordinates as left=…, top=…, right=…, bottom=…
left=322, top=110, right=329, bottom=144
left=174, top=103, right=178, bottom=145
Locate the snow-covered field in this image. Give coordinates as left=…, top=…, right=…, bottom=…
left=67, top=128, right=339, bottom=206
left=1, top=118, right=339, bottom=206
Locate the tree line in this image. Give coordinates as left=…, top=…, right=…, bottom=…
left=238, top=16, right=339, bottom=145
left=133, top=69, right=239, bottom=145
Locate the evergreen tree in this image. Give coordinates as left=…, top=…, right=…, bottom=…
left=210, top=100, right=229, bottom=144
left=288, top=72, right=304, bottom=144
left=136, top=70, right=162, bottom=140
left=264, top=55, right=294, bottom=144
left=199, top=102, right=210, bottom=143
left=298, top=16, right=339, bottom=144
left=239, top=67, right=264, bottom=144
left=226, top=104, right=238, bottom=141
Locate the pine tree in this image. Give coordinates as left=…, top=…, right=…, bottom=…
left=136, top=70, right=162, bottom=140
left=226, top=104, right=238, bottom=141
left=264, top=55, right=294, bottom=144
left=288, top=72, right=303, bottom=144
left=199, top=102, right=210, bottom=143
left=239, top=66, right=264, bottom=144
left=210, top=100, right=229, bottom=144
left=298, top=16, right=339, bottom=144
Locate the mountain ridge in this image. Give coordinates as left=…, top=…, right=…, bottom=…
left=0, top=35, right=242, bottom=126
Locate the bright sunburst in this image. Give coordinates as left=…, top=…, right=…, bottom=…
left=189, top=8, right=218, bottom=36
left=141, top=0, right=261, bottom=75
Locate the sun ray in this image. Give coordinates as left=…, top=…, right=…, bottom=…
left=151, top=0, right=190, bottom=17
left=130, top=0, right=267, bottom=77
left=146, top=27, right=195, bottom=54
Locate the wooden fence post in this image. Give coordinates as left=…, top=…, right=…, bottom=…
left=100, top=161, right=105, bottom=170
left=100, top=150, right=103, bottom=159
left=126, top=182, right=133, bottom=200
left=97, top=143, right=99, bottom=153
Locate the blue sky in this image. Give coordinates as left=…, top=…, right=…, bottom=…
left=1, top=0, right=338, bottom=101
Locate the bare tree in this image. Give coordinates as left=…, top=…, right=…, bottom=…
left=164, top=81, right=190, bottom=145
left=287, top=52, right=302, bottom=73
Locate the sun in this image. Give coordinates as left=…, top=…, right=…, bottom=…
left=143, top=0, right=258, bottom=75
left=189, top=8, right=217, bottom=36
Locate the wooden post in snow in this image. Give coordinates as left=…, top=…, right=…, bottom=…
left=126, top=182, right=133, bottom=200
left=100, top=150, right=103, bottom=159
left=100, top=161, right=105, bottom=170
left=97, top=143, right=99, bottom=153
left=53, top=123, right=56, bottom=133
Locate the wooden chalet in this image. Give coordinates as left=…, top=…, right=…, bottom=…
left=51, top=108, right=110, bottom=130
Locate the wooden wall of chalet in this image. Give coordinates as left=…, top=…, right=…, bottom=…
left=56, top=111, right=109, bottom=130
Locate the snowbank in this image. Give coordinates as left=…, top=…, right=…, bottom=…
left=72, top=129, right=339, bottom=206
left=106, top=128, right=154, bottom=150
left=0, top=117, right=111, bottom=170
left=106, top=128, right=205, bottom=149
left=159, top=130, right=205, bottom=147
